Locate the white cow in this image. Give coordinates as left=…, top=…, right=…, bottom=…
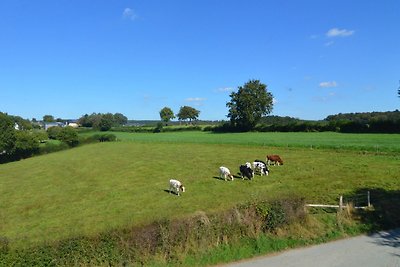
left=219, top=166, right=234, bottom=181
left=169, top=179, right=185, bottom=196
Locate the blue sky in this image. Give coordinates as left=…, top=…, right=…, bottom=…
left=1, top=0, right=399, bottom=121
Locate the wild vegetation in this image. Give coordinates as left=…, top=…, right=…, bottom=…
left=1, top=131, right=399, bottom=265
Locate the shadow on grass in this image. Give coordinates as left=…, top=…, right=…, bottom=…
left=212, top=174, right=245, bottom=181
left=163, top=189, right=180, bottom=196
left=345, top=188, right=400, bottom=253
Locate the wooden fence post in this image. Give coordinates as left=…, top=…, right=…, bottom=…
left=339, top=195, right=343, bottom=209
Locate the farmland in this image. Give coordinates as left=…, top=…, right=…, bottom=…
left=0, top=131, right=399, bottom=265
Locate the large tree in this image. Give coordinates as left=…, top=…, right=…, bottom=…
left=177, top=106, right=200, bottom=123
left=159, top=107, right=175, bottom=125
left=226, top=79, right=274, bottom=131
left=0, top=112, right=16, bottom=159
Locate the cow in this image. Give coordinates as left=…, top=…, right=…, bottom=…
left=169, top=179, right=185, bottom=196
left=239, top=163, right=254, bottom=180
left=253, top=160, right=269, bottom=176
left=219, top=166, right=234, bottom=181
left=267, top=155, right=284, bottom=166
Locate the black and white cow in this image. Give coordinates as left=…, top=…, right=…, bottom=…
left=239, top=162, right=254, bottom=180
left=253, top=160, right=269, bottom=176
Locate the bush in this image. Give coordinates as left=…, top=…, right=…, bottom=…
left=39, top=142, right=69, bottom=154
left=0, top=197, right=307, bottom=266
left=46, top=126, right=62, bottom=139
left=57, top=127, right=79, bottom=147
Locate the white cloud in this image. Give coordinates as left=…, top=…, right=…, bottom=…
left=122, top=8, right=137, bottom=20
left=326, top=28, right=354, bottom=37
left=185, top=97, right=206, bottom=106
left=217, top=87, right=234, bottom=92
left=324, top=41, right=334, bottom=47
left=186, top=97, right=206, bottom=102
left=319, top=81, right=338, bottom=88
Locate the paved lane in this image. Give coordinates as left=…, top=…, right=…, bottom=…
left=224, top=229, right=400, bottom=267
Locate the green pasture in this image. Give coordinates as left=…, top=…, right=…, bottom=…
left=96, top=131, right=400, bottom=152
left=1, top=131, right=399, bottom=249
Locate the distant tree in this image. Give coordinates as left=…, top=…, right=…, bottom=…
left=57, top=126, right=79, bottom=147
left=0, top=112, right=16, bottom=160
left=98, top=113, right=114, bottom=131
left=226, top=79, right=274, bottom=131
left=12, top=116, right=33, bottom=131
left=78, top=113, right=124, bottom=129
left=159, top=107, right=175, bottom=125
left=113, top=113, right=128, bottom=126
left=43, top=115, right=55, bottom=122
left=177, top=106, right=200, bottom=124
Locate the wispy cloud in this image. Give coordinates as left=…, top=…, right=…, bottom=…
left=185, top=97, right=206, bottom=106
left=217, top=87, right=234, bottom=92
left=319, top=81, right=338, bottom=88
left=122, top=8, right=137, bottom=20
left=326, top=28, right=355, bottom=37
left=186, top=97, right=206, bottom=102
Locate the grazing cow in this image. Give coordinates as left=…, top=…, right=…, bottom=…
left=219, top=166, right=234, bottom=181
left=169, top=179, right=185, bottom=196
left=239, top=163, right=254, bottom=180
left=267, top=155, right=284, bottom=166
left=253, top=160, right=269, bottom=176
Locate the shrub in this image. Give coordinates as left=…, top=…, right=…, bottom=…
left=57, top=127, right=79, bottom=147
left=46, top=126, right=62, bottom=139
left=0, top=197, right=307, bottom=266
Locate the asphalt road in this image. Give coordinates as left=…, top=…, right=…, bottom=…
left=224, top=229, right=400, bottom=267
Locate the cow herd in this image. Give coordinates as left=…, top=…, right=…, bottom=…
left=169, top=154, right=284, bottom=196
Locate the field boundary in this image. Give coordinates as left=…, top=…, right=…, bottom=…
left=306, top=192, right=372, bottom=210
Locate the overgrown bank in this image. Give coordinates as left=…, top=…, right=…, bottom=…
left=2, top=192, right=398, bottom=266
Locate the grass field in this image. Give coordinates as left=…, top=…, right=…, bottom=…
left=1, top=131, right=399, bottom=250
left=95, top=131, right=400, bottom=152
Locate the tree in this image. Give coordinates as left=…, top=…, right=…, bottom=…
left=226, top=79, right=274, bottom=131
left=98, top=113, right=114, bottom=131
left=43, top=115, right=55, bottom=122
left=13, top=131, right=40, bottom=159
left=113, top=113, right=128, bottom=126
left=177, top=106, right=200, bottom=124
left=159, top=107, right=175, bottom=125
left=0, top=112, right=16, bottom=160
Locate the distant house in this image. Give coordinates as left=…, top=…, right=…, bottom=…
left=68, top=122, right=79, bottom=128
left=44, top=122, right=65, bottom=130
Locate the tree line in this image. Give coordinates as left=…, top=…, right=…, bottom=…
left=1, top=79, right=399, bottom=164
left=0, top=112, right=119, bottom=164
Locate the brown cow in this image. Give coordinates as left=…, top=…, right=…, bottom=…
left=266, top=155, right=284, bottom=166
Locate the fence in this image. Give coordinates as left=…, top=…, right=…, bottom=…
left=306, top=191, right=371, bottom=210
